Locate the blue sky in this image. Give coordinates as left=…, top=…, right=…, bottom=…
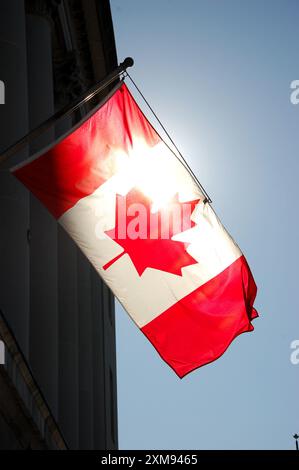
left=110, top=0, right=299, bottom=449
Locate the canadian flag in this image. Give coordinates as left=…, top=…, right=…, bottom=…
left=12, top=82, right=258, bottom=378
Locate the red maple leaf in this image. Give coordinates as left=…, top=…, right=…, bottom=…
left=103, top=188, right=200, bottom=276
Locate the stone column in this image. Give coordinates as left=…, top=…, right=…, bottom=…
left=26, top=14, right=58, bottom=419
left=0, top=0, right=30, bottom=357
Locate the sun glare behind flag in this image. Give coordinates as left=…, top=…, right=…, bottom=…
left=11, top=81, right=258, bottom=378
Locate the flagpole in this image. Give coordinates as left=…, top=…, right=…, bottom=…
left=0, top=57, right=134, bottom=167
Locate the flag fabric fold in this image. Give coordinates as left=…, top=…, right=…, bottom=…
left=12, top=82, right=258, bottom=378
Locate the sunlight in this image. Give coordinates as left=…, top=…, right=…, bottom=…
left=111, top=137, right=197, bottom=212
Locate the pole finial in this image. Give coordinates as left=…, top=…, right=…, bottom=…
left=121, top=57, right=134, bottom=69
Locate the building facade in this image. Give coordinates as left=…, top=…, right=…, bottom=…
left=0, top=0, right=118, bottom=450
